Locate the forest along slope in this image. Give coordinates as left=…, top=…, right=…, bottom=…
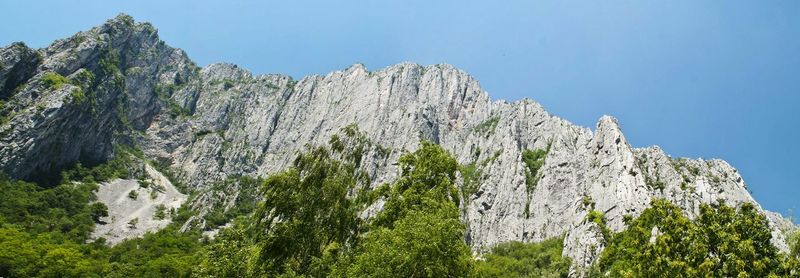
left=0, top=14, right=792, bottom=272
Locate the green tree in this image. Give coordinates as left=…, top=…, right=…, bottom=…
left=475, top=237, right=571, bottom=278
left=372, top=141, right=461, bottom=228
left=694, top=202, right=780, bottom=276
left=251, top=145, right=366, bottom=276
left=0, top=175, right=99, bottom=243
left=789, top=229, right=800, bottom=259
left=38, top=245, right=101, bottom=277
left=346, top=207, right=473, bottom=277
left=90, top=202, right=109, bottom=223
left=196, top=223, right=259, bottom=277
left=0, top=226, right=39, bottom=277
left=344, top=141, right=474, bottom=277
left=104, top=226, right=203, bottom=278
left=593, top=199, right=793, bottom=277
left=0, top=225, right=106, bottom=277
left=0, top=154, right=205, bottom=278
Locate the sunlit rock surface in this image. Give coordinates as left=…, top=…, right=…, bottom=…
left=0, top=14, right=793, bottom=275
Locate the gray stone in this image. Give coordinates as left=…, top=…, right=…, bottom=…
left=0, top=14, right=794, bottom=275
left=92, top=164, right=187, bottom=245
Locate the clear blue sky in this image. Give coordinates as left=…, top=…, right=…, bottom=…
left=2, top=1, right=798, bottom=220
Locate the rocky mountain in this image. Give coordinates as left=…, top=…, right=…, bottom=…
left=0, top=14, right=793, bottom=275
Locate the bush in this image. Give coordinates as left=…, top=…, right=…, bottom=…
left=90, top=202, right=109, bottom=223
left=128, top=218, right=138, bottom=229
left=645, top=176, right=666, bottom=191
left=41, top=72, right=71, bottom=90
left=197, top=176, right=262, bottom=231
left=223, top=79, right=235, bottom=90
left=582, top=195, right=595, bottom=209
left=139, top=179, right=151, bottom=188
left=70, top=87, right=86, bottom=103
left=128, top=190, right=139, bottom=200
left=154, top=205, right=167, bottom=220
left=99, top=48, right=121, bottom=77
left=72, top=69, right=95, bottom=85
left=474, top=116, right=500, bottom=135
left=460, top=162, right=481, bottom=198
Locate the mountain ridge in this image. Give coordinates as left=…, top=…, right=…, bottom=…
left=0, top=14, right=794, bottom=276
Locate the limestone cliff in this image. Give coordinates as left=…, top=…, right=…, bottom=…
left=0, top=14, right=792, bottom=275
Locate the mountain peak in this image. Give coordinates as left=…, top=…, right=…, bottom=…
left=106, top=13, right=136, bottom=27
left=0, top=15, right=793, bottom=276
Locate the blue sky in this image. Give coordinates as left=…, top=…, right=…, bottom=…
left=1, top=1, right=798, bottom=220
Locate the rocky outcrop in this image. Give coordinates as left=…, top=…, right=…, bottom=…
left=0, top=42, right=42, bottom=99
left=0, top=14, right=196, bottom=185
left=0, top=14, right=793, bottom=274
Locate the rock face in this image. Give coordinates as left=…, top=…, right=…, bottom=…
left=0, top=14, right=195, bottom=185
left=0, top=14, right=793, bottom=274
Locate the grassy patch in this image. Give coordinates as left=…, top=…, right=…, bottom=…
left=521, top=147, right=548, bottom=218
left=473, top=115, right=500, bottom=136
left=459, top=149, right=503, bottom=199
left=41, top=72, right=71, bottom=90
left=460, top=162, right=481, bottom=199
left=689, top=166, right=700, bottom=176
left=70, top=87, right=86, bottom=103
left=42, top=70, right=96, bottom=105
left=679, top=181, right=696, bottom=193
left=155, top=84, right=190, bottom=118
left=223, top=79, right=235, bottom=90
left=265, top=82, right=280, bottom=90
left=645, top=176, right=666, bottom=191
left=192, top=129, right=221, bottom=142
left=586, top=210, right=611, bottom=239
left=583, top=195, right=596, bottom=209
left=522, top=148, right=548, bottom=193
left=99, top=48, right=121, bottom=77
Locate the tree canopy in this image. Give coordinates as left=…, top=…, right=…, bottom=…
left=343, top=141, right=474, bottom=277
left=593, top=199, right=799, bottom=277
left=475, top=237, right=571, bottom=278
left=250, top=145, right=367, bottom=276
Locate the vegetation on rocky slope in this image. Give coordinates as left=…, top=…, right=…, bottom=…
left=0, top=134, right=797, bottom=277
